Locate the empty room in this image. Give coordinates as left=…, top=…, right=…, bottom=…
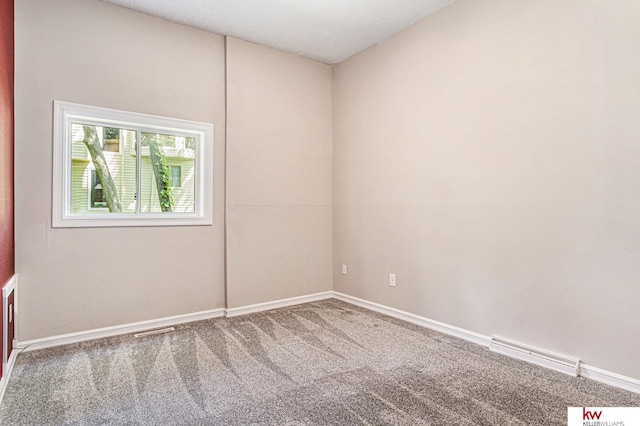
left=0, top=0, right=639, bottom=424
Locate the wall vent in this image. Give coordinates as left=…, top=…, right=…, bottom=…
left=134, top=327, right=175, bottom=338
left=489, top=336, right=580, bottom=377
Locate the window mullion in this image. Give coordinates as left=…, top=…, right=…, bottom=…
left=136, top=129, right=142, bottom=213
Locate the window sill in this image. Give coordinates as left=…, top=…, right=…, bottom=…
left=52, top=213, right=213, bottom=228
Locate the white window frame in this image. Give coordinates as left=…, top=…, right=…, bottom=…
left=53, top=100, right=213, bottom=227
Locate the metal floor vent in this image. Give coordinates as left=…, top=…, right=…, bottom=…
left=489, top=336, right=580, bottom=377
left=134, top=327, right=176, bottom=338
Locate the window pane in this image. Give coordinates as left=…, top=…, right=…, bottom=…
left=139, top=132, right=195, bottom=213
left=70, top=123, right=137, bottom=214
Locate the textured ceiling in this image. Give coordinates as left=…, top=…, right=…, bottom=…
left=100, top=0, right=456, bottom=64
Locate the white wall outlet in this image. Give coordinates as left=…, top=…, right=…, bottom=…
left=389, top=273, right=396, bottom=287
left=342, top=264, right=348, bottom=275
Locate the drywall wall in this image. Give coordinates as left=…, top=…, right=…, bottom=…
left=14, top=0, right=226, bottom=340
left=0, top=0, right=14, bottom=289
left=333, top=0, right=640, bottom=379
left=226, top=37, right=332, bottom=308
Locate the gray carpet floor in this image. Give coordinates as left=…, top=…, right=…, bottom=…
left=0, top=299, right=638, bottom=425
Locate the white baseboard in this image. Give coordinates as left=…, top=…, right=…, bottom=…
left=0, top=348, right=19, bottom=404
left=332, top=292, right=490, bottom=347
left=5, top=289, right=640, bottom=396
left=15, top=291, right=335, bottom=352
left=333, top=291, right=640, bottom=395
left=580, top=363, right=640, bottom=394
left=15, top=308, right=225, bottom=352
left=225, top=291, right=333, bottom=317
left=2, top=274, right=17, bottom=366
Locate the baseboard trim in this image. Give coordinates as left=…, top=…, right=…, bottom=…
left=0, top=348, right=19, bottom=404
left=6, top=290, right=640, bottom=396
left=332, top=292, right=490, bottom=347
left=2, top=273, right=17, bottom=400
left=580, top=363, right=640, bottom=394
left=16, top=292, right=336, bottom=352
left=225, top=291, right=333, bottom=317
left=15, top=308, right=225, bottom=352
left=333, top=292, right=639, bottom=395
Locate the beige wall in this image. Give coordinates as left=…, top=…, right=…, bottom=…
left=226, top=38, right=332, bottom=308
left=333, top=0, right=640, bottom=379
left=15, top=0, right=639, bottom=383
left=15, top=0, right=226, bottom=340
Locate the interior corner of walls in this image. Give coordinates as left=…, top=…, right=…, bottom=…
left=225, top=34, right=333, bottom=310
left=225, top=291, right=333, bottom=317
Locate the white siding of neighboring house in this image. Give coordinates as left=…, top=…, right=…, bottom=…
left=139, top=157, right=195, bottom=213
left=172, top=159, right=196, bottom=213
left=70, top=159, right=89, bottom=213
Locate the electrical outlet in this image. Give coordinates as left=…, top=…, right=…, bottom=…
left=342, top=264, right=348, bottom=275
left=389, top=273, right=396, bottom=287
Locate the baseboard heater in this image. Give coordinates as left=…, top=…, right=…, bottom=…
left=134, top=327, right=175, bottom=338
left=489, top=336, right=580, bottom=377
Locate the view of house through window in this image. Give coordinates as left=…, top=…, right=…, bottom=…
left=70, top=125, right=196, bottom=214
left=54, top=101, right=213, bottom=227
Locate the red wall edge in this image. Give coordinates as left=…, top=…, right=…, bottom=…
left=0, top=0, right=15, bottom=288
left=0, top=0, right=15, bottom=380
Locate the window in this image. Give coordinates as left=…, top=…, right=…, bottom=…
left=53, top=101, right=213, bottom=227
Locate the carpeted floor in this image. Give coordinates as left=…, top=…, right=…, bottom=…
left=0, top=299, right=638, bottom=425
